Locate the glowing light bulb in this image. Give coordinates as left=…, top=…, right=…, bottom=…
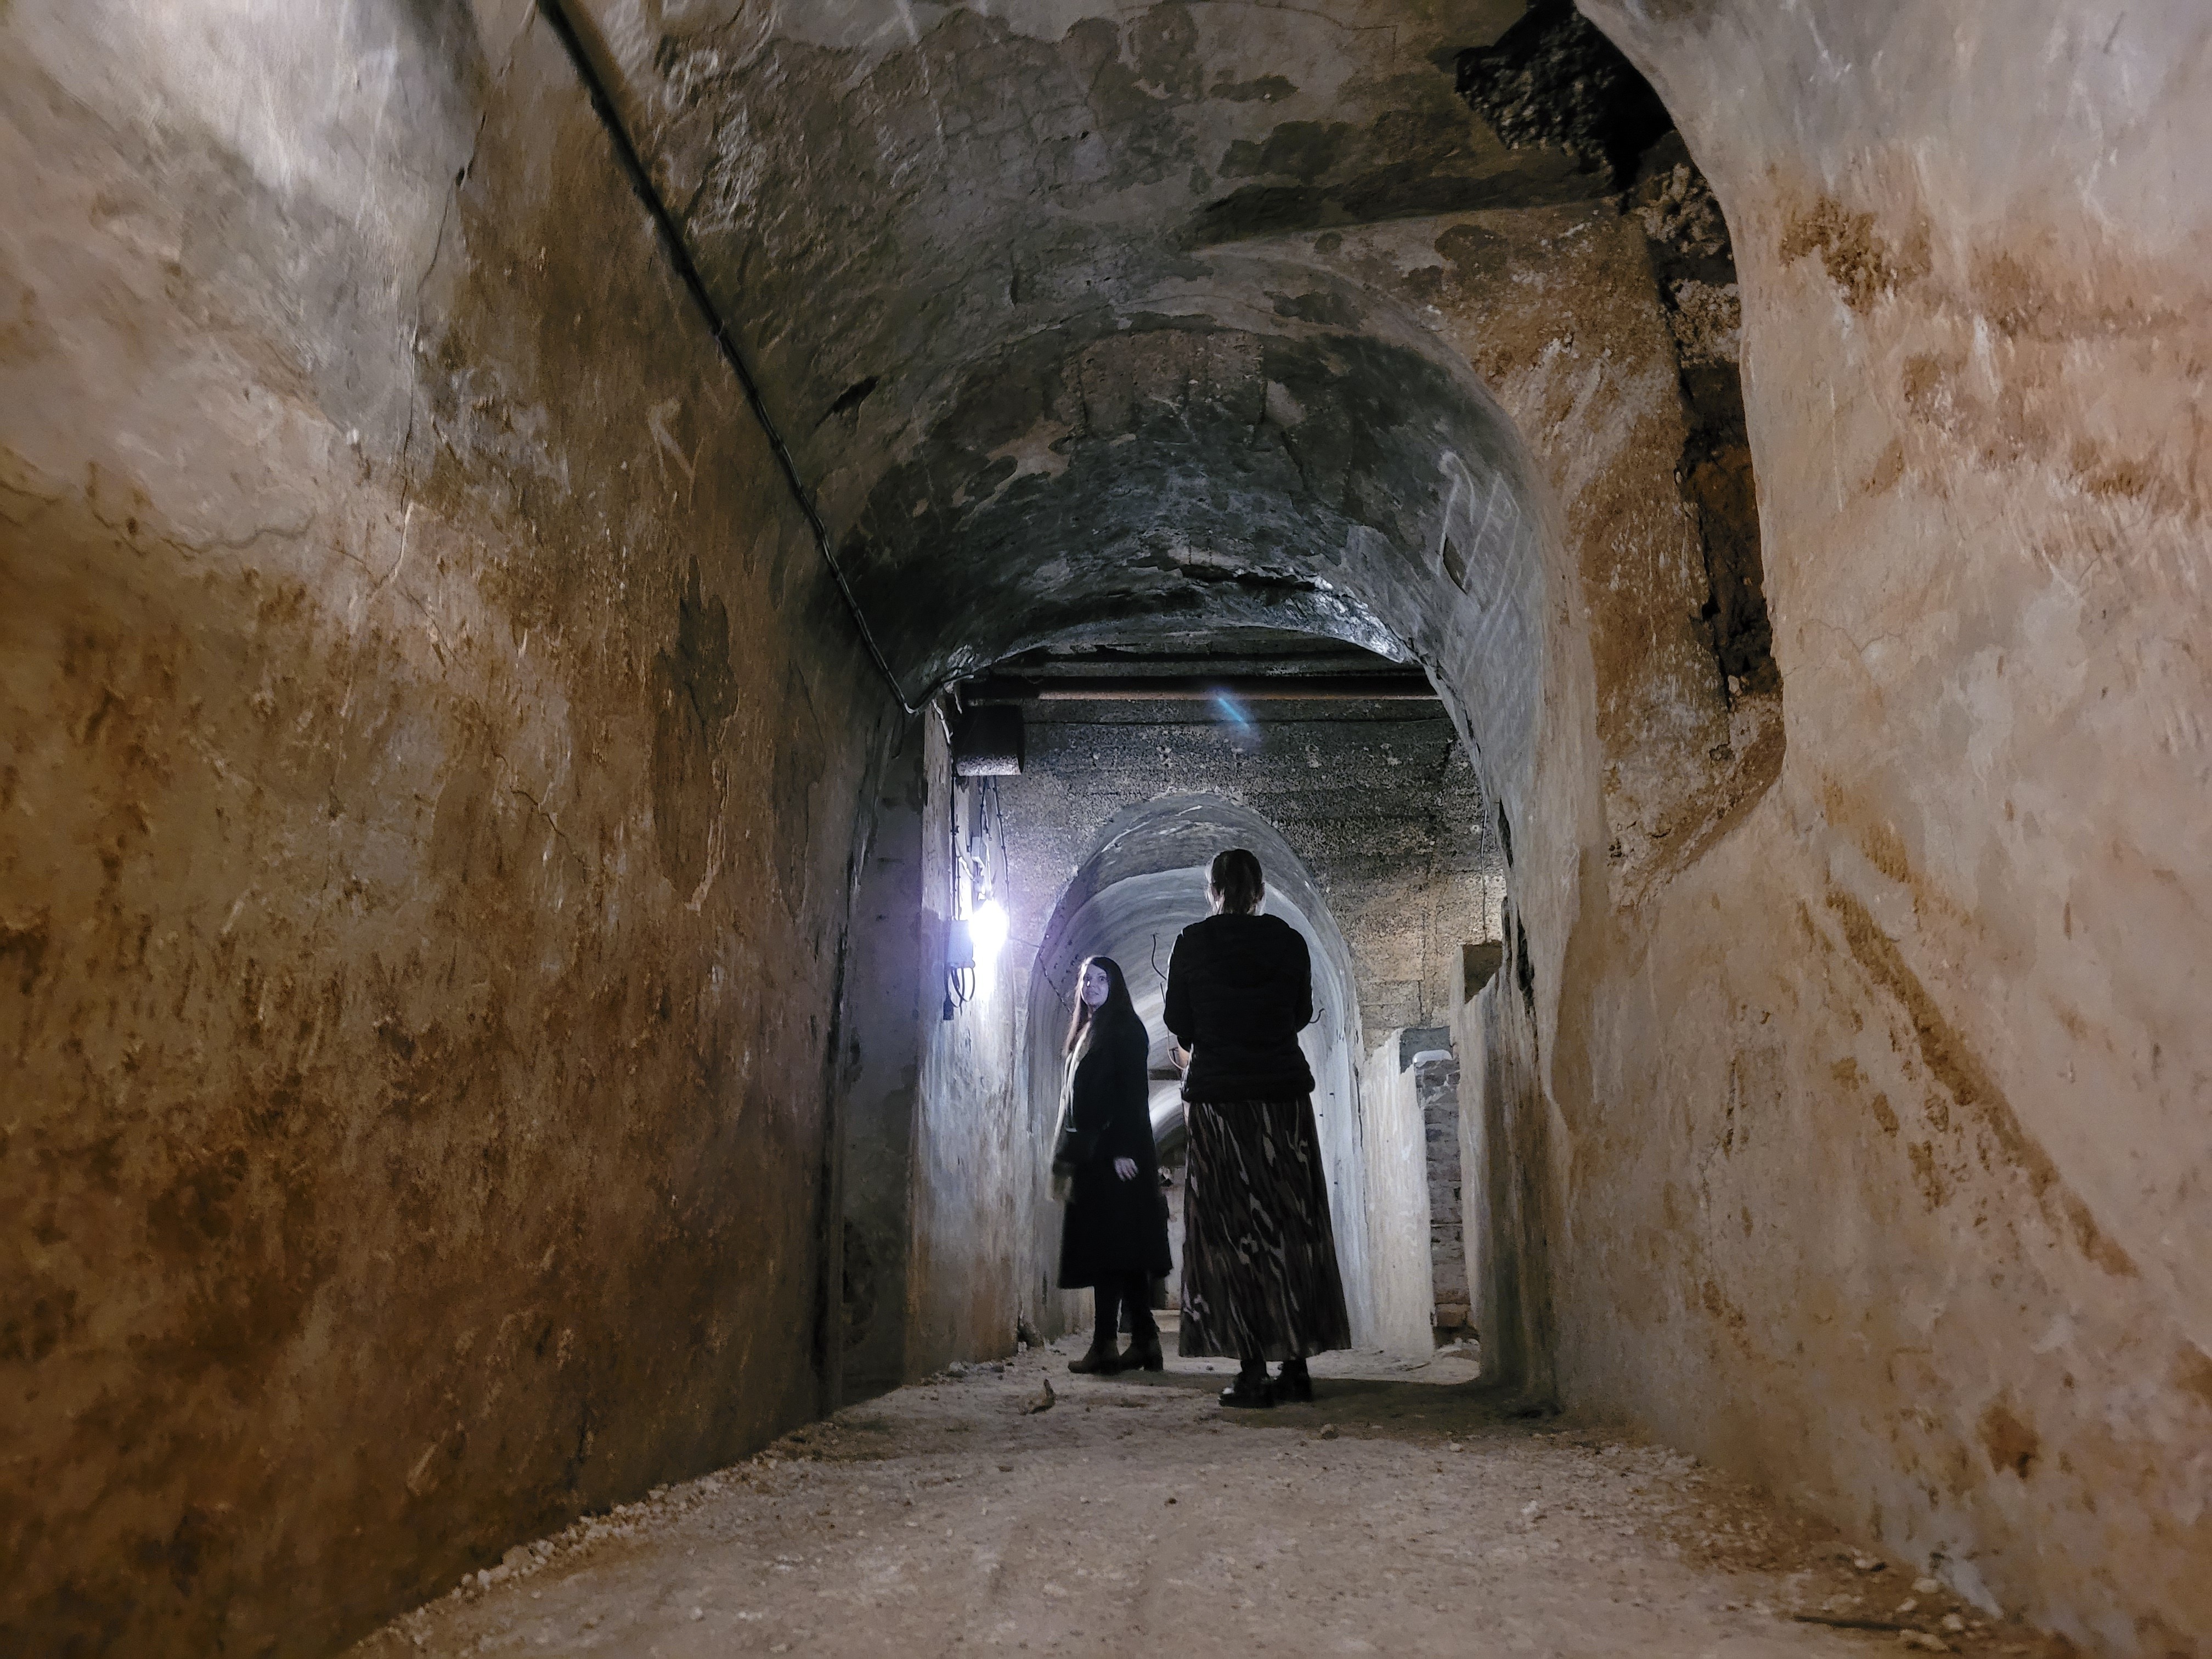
left=970, top=898, right=1009, bottom=964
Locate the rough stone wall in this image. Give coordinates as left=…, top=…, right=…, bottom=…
left=1528, top=5, right=2212, bottom=1650
left=1414, top=1052, right=1471, bottom=1336
left=902, top=719, right=1025, bottom=1375
left=837, top=723, right=928, bottom=1401
left=12, top=3, right=2201, bottom=1654
left=1454, top=907, right=1561, bottom=1402
left=1276, top=199, right=1784, bottom=904
left=0, top=4, right=891, bottom=1652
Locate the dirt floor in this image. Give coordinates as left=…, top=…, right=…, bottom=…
left=347, top=1341, right=2067, bottom=1657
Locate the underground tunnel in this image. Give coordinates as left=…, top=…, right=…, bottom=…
left=3, top=1, right=2209, bottom=1655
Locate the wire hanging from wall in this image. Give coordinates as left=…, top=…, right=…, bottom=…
left=944, top=769, right=1007, bottom=1019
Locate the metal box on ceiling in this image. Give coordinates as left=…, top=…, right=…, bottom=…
left=951, top=705, right=1023, bottom=776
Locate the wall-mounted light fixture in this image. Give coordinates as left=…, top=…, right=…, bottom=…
left=970, top=899, right=1008, bottom=967
left=944, top=917, right=976, bottom=1020
left=941, top=706, right=1012, bottom=1019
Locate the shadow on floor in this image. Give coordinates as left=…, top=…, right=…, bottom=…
left=1065, top=1364, right=1544, bottom=1440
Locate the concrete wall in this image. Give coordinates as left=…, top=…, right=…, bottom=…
left=1297, top=919, right=1372, bottom=1351
left=1358, top=1036, right=1438, bottom=1357
left=0, top=4, right=893, bottom=1652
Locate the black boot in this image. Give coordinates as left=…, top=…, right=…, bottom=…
left=1274, top=1356, right=1314, bottom=1403
left=1068, top=1342, right=1121, bottom=1374
left=1121, top=1278, right=1165, bottom=1373
left=1220, top=1359, right=1274, bottom=1408
left=1069, top=1283, right=1122, bottom=1374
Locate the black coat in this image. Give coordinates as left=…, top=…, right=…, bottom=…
left=1163, top=913, right=1316, bottom=1102
left=1054, top=1015, right=1173, bottom=1288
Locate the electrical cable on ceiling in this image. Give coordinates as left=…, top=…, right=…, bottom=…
left=533, top=0, right=916, bottom=714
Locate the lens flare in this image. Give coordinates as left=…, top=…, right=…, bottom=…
left=1212, top=691, right=1260, bottom=752
left=970, top=898, right=1009, bottom=964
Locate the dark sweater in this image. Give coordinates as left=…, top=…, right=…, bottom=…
left=1163, top=912, right=1316, bottom=1102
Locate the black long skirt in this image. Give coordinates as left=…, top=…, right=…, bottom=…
left=1178, top=1096, right=1352, bottom=1362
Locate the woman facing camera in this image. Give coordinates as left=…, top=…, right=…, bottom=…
left=1165, top=848, right=1351, bottom=1407
left=1054, top=956, right=1173, bottom=1375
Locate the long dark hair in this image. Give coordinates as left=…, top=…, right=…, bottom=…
left=1208, top=847, right=1265, bottom=914
left=1065, top=955, right=1141, bottom=1056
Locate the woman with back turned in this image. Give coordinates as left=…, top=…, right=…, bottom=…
left=1165, top=848, right=1351, bottom=1407
left=1055, top=955, right=1173, bottom=1374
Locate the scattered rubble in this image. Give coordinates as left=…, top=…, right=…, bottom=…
left=347, top=1352, right=2066, bottom=1658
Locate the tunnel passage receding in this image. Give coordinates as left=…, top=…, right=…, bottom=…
left=576, top=0, right=1787, bottom=870
left=14, top=0, right=2204, bottom=1652
left=567, top=0, right=1797, bottom=923
left=1023, top=797, right=1373, bottom=1346
left=580, top=4, right=1636, bottom=825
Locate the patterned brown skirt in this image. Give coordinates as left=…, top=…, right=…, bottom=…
left=1179, top=1096, right=1353, bottom=1362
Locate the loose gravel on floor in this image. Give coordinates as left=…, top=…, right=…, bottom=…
left=347, top=1344, right=2067, bottom=1658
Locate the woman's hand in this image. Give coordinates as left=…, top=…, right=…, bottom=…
left=1170, top=1045, right=1190, bottom=1071
left=1114, top=1157, right=1138, bottom=1181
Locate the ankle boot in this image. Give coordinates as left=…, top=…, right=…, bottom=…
left=1068, top=1341, right=1121, bottom=1374
left=1071, top=1284, right=1122, bottom=1374
left=1274, top=1356, right=1314, bottom=1403
left=1122, top=1327, right=1164, bottom=1372
left=1220, top=1363, right=1274, bottom=1408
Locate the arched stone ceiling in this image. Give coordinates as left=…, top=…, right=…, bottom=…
left=573, top=1, right=1575, bottom=748
left=1030, top=791, right=1357, bottom=977
left=1024, top=794, right=1363, bottom=1138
